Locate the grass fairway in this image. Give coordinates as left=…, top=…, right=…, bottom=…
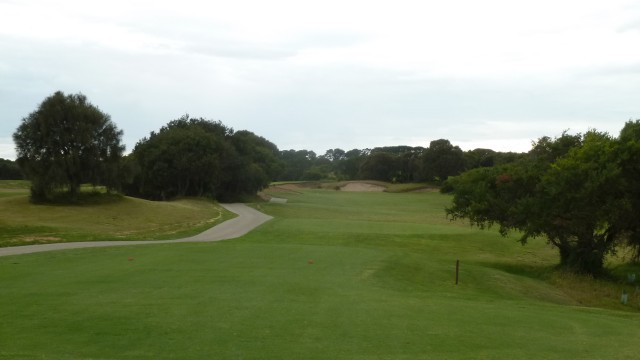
left=1, top=189, right=640, bottom=359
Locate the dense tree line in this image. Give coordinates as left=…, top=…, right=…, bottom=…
left=12, top=92, right=528, bottom=203
left=0, top=158, right=22, bottom=180
left=445, top=121, right=640, bottom=275
left=277, top=140, right=523, bottom=184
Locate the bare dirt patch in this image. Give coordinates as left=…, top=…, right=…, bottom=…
left=268, top=184, right=304, bottom=193
left=410, top=187, right=440, bottom=193
left=340, top=182, right=386, bottom=192
left=20, top=236, right=62, bottom=242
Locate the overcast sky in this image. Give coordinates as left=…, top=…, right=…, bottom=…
left=1, top=0, right=640, bottom=160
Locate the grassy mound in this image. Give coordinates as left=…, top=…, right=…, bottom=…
left=0, top=181, right=232, bottom=247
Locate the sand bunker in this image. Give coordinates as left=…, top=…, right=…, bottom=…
left=268, top=184, right=304, bottom=193
left=340, top=182, right=386, bottom=192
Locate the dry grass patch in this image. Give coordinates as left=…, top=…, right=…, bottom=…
left=0, top=194, right=231, bottom=247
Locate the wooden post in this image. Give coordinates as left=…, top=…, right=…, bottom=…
left=455, top=260, right=460, bottom=285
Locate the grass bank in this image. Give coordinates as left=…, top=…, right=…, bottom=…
left=0, top=181, right=233, bottom=247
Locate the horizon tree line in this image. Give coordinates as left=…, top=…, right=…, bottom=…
left=9, top=91, right=523, bottom=198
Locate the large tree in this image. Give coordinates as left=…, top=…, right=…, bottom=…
left=445, top=128, right=638, bottom=275
left=358, top=151, right=400, bottom=182
left=617, top=120, right=640, bottom=260
left=13, top=91, right=124, bottom=201
left=422, top=139, right=466, bottom=183
left=277, top=150, right=317, bottom=181
left=222, top=130, right=282, bottom=200
left=129, top=116, right=281, bottom=201
left=129, top=115, right=231, bottom=200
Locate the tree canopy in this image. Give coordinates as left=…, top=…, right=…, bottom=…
left=445, top=123, right=640, bottom=275
left=12, top=91, right=124, bottom=201
left=422, top=139, right=466, bottom=183
left=127, top=115, right=281, bottom=201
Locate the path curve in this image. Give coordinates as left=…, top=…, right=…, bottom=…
left=0, top=203, right=273, bottom=257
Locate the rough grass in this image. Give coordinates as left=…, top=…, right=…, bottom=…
left=0, top=179, right=30, bottom=198
left=0, top=181, right=233, bottom=247
left=1, top=187, right=640, bottom=359
left=384, top=182, right=440, bottom=193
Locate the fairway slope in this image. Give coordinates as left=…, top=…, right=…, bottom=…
left=2, top=189, right=639, bottom=359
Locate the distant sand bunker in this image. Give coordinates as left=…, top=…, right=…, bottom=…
left=340, top=183, right=386, bottom=192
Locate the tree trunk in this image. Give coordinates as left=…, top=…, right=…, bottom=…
left=68, top=181, right=80, bottom=200
left=556, top=238, right=606, bottom=276
left=558, top=244, right=571, bottom=267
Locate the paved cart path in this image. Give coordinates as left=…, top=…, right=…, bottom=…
left=0, top=203, right=272, bottom=257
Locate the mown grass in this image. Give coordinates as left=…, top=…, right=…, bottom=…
left=1, top=187, right=640, bottom=359
left=0, top=179, right=30, bottom=198
left=0, top=181, right=233, bottom=247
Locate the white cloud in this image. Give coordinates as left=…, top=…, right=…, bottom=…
left=0, top=139, right=15, bottom=160
left=0, top=0, right=639, bottom=157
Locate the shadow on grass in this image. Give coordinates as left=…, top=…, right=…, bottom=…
left=34, top=191, right=124, bottom=206
left=482, top=260, right=640, bottom=312
left=477, top=260, right=557, bottom=281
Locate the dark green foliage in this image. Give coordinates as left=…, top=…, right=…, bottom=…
left=221, top=130, right=282, bottom=201
left=277, top=150, right=318, bottom=181
left=492, top=151, right=527, bottom=165
left=537, top=132, right=624, bottom=273
left=128, top=116, right=229, bottom=200
left=422, top=139, right=466, bottom=183
left=322, top=148, right=346, bottom=161
left=358, top=152, right=399, bottom=182
left=617, top=120, right=640, bottom=260
left=0, top=158, right=23, bottom=180
left=277, top=146, right=427, bottom=183
left=529, top=131, right=582, bottom=162
left=465, top=148, right=496, bottom=168
left=368, top=146, right=425, bottom=183
left=447, top=125, right=640, bottom=275
left=301, top=165, right=327, bottom=181
left=128, top=115, right=280, bottom=201
left=12, top=91, right=124, bottom=202
left=341, top=149, right=367, bottom=180
left=277, top=141, right=522, bottom=183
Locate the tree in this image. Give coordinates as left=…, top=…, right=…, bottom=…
left=321, top=148, right=346, bottom=162
left=13, top=91, right=124, bottom=201
left=222, top=130, right=282, bottom=200
left=359, top=152, right=399, bottom=182
left=129, top=116, right=281, bottom=201
left=617, top=120, right=640, bottom=260
left=129, top=115, right=231, bottom=200
left=340, top=149, right=367, bottom=180
left=277, top=150, right=317, bottom=181
left=535, top=131, right=624, bottom=273
left=0, top=158, right=23, bottom=180
left=465, top=148, right=496, bottom=169
left=446, top=129, right=632, bottom=275
left=423, top=139, right=466, bottom=183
